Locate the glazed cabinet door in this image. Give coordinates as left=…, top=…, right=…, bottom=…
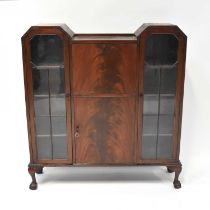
left=138, top=26, right=187, bottom=162
left=72, top=43, right=138, bottom=164
left=22, top=26, right=73, bottom=164
left=142, top=34, right=178, bottom=159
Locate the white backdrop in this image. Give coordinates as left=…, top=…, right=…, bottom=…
left=0, top=0, right=210, bottom=209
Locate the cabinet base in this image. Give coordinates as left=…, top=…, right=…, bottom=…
left=28, top=162, right=182, bottom=190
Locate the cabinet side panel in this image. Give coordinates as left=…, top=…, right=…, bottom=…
left=173, top=34, right=187, bottom=159
left=22, top=38, right=36, bottom=162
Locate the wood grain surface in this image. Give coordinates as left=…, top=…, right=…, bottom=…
left=74, top=97, right=136, bottom=164
left=72, top=43, right=138, bottom=95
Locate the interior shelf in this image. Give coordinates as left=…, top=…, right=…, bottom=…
left=144, top=93, right=175, bottom=97
left=34, top=93, right=66, bottom=97
left=143, top=134, right=173, bottom=136
left=143, top=113, right=175, bottom=116
left=31, top=62, right=64, bottom=70
left=144, top=61, right=178, bottom=69
left=37, top=134, right=67, bottom=137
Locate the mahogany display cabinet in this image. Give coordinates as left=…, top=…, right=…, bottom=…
left=21, top=23, right=187, bottom=190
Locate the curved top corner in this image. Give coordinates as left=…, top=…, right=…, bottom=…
left=134, top=23, right=187, bottom=39
left=21, top=24, right=74, bottom=40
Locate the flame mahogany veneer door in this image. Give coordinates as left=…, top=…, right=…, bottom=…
left=72, top=43, right=138, bottom=164
left=74, top=97, right=136, bottom=164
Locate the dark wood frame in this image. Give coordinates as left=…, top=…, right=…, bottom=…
left=22, top=24, right=187, bottom=190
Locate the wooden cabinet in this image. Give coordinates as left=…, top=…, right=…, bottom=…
left=22, top=24, right=187, bottom=190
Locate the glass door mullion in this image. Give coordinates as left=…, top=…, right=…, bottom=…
left=155, top=67, right=161, bottom=160
left=47, top=68, right=54, bottom=160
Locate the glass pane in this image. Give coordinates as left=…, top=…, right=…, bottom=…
left=36, top=136, right=52, bottom=159
left=157, top=135, right=173, bottom=159
left=32, top=69, right=49, bottom=95
left=31, top=35, right=64, bottom=66
left=145, top=34, right=178, bottom=65
left=49, top=68, right=65, bottom=94
left=35, top=117, right=50, bottom=135
left=144, top=66, right=160, bottom=94
left=160, top=66, right=177, bottom=94
left=159, top=116, right=174, bottom=134
left=50, top=95, right=66, bottom=116
left=141, top=34, right=178, bottom=160
left=34, top=95, right=49, bottom=116
left=143, top=95, right=159, bottom=115
left=159, top=95, right=175, bottom=114
left=51, top=116, right=67, bottom=135
left=143, top=116, right=158, bottom=135
left=142, top=136, right=156, bottom=159
left=52, top=135, right=68, bottom=159
left=30, top=35, right=68, bottom=160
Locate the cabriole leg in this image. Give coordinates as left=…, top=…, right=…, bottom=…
left=28, top=167, right=37, bottom=190
left=173, top=165, right=182, bottom=189
left=28, top=164, right=43, bottom=190
left=167, top=163, right=182, bottom=189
